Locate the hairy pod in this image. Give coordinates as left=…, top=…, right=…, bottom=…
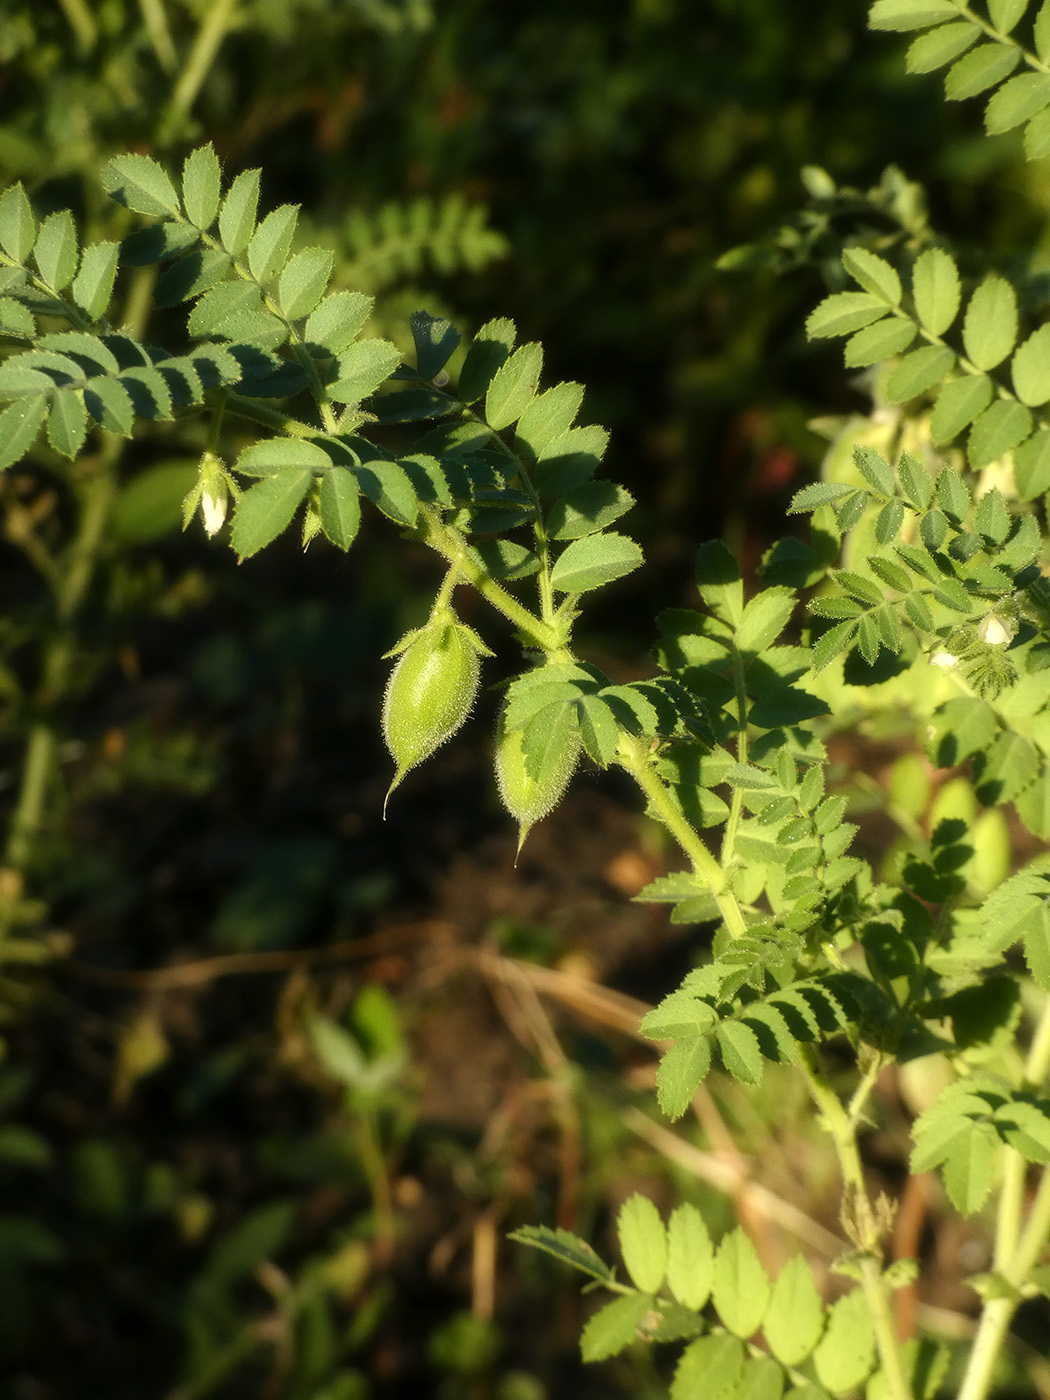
left=382, top=615, right=484, bottom=810
left=495, top=698, right=580, bottom=856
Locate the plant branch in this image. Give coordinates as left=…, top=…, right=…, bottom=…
left=615, top=732, right=747, bottom=937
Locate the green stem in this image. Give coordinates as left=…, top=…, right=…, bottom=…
left=720, top=645, right=749, bottom=869
left=615, top=731, right=747, bottom=937
left=136, top=0, right=178, bottom=72
left=56, top=0, right=97, bottom=51
left=162, top=0, right=240, bottom=142
left=799, top=1047, right=912, bottom=1400
left=956, top=995, right=1050, bottom=1400
left=4, top=438, right=121, bottom=875
left=417, top=506, right=562, bottom=653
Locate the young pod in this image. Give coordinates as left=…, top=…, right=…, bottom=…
left=382, top=613, right=487, bottom=810
left=495, top=697, right=580, bottom=856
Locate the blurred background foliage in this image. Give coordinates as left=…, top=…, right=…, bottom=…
left=2, top=0, right=1050, bottom=1396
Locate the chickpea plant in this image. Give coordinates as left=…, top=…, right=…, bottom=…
left=5, top=2, right=1050, bottom=1396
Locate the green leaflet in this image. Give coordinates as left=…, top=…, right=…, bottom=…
left=507, top=1225, right=614, bottom=1285
left=906, top=20, right=979, bottom=74
left=912, top=246, right=960, bottom=335
left=457, top=316, right=515, bottom=403
left=549, top=532, right=643, bottom=593
left=327, top=340, right=403, bottom=403
left=219, top=168, right=262, bottom=255
left=72, top=242, right=119, bottom=322
left=485, top=340, right=543, bottom=429
left=617, top=1195, right=667, bottom=1294
left=0, top=183, right=35, bottom=263
left=33, top=211, right=78, bottom=291
left=580, top=1294, right=651, bottom=1363
left=884, top=344, right=955, bottom=402
left=277, top=247, right=334, bottom=321
left=306, top=291, right=373, bottom=354
left=763, top=1256, right=825, bottom=1367
left=1013, top=431, right=1050, bottom=498
left=229, top=471, right=314, bottom=558
left=869, top=0, right=965, bottom=29
left=813, top=1291, right=876, bottom=1393
left=1011, top=325, right=1050, bottom=406
left=0, top=395, right=48, bottom=470
left=842, top=246, right=901, bottom=304
left=985, top=73, right=1050, bottom=135
left=844, top=316, right=916, bottom=366
left=408, top=311, right=460, bottom=380
left=806, top=291, right=888, bottom=339
left=963, top=274, right=1018, bottom=370
left=181, top=145, right=221, bottom=231
left=712, top=1227, right=771, bottom=1339
left=945, top=44, right=1020, bottom=102
left=514, top=380, right=585, bottom=462
left=545, top=480, right=634, bottom=539
left=656, top=1036, right=712, bottom=1119
left=930, top=374, right=992, bottom=444
left=665, top=1205, right=714, bottom=1311
left=968, top=399, right=1032, bottom=468
left=100, top=153, right=182, bottom=219
left=672, top=1335, right=745, bottom=1400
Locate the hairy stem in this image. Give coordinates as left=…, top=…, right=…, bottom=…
left=615, top=732, right=747, bottom=937
left=719, top=644, right=749, bottom=869
left=800, top=1046, right=912, bottom=1400
left=957, top=995, right=1050, bottom=1400
left=417, top=506, right=563, bottom=653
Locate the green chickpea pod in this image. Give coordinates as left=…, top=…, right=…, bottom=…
left=382, top=606, right=490, bottom=811
left=495, top=698, right=580, bottom=856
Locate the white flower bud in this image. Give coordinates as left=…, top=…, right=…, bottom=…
left=930, top=649, right=958, bottom=669
left=198, top=452, right=229, bottom=537
left=977, top=614, right=1010, bottom=647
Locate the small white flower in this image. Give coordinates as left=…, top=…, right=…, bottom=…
left=977, top=614, right=1010, bottom=647
left=930, top=649, right=957, bottom=669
